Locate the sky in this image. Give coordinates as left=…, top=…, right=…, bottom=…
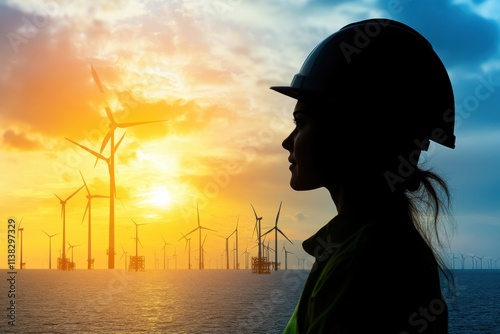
left=0, top=0, right=499, bottom=270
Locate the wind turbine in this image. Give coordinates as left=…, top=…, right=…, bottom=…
left=170, top=246, right=177, bottom=269
left=68, top=242, right=80, bottom=268
left=234, top=217, right=239, bottom=269
left=179, top=231, right=192, bottom=269
left=65, top=132, right=125, bottom=270
left=17, top=217, right=24, bottom=269
left=232, top=241, right=238, bottom=269
left=87, top=64, right=167, bottom=269
left=183, top=203, right=216, bottom=269
left=219, top=230, right=235, bottom=269
left=200, top=234, right=208, bottom=269
left=262, top=201, right=293, bottom=271
left=80, top=170, right=108, bottom=269
left=450, top=252, right=460, bottom=270
left=470, top=253, right=477, bottom=269
left=120, top=245, right=128, bottom=270
left=160, top=236, right=172, bottom=270
left=250, top=204, right=263, bottom=273
left=130, top=216, right=147, bottom=272
left=476, top=255, right=485, bottom=270
left=55, top=185, right=84, bottom=270
left=459, top=252, right=468, bottom=270
left=43, top=230, right=59, bottom=269
left=241, top=244, right=250, bottom=270
left=282, top=244, right=294, bottom=270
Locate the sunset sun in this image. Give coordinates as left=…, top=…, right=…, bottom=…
left=143, top=186, right=174, bottom=208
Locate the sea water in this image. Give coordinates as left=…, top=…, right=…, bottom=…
left=0, top=269, right=498, bottom=333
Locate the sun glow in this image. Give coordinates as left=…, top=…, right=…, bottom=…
left=143, top=186, right=174, bottom=208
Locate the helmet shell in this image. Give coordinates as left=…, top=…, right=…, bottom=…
left=271, top=18, right=455, bottom=149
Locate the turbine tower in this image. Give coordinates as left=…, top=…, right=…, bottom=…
left=241, top=244, right=250, bottom=269
left=65, top=132, right=125, bottom=269
left=184, top=203, right=216, bottom=269
left=55, top=185, right=84, bottom=270
left=80, top=170, right=108, bottom=269
left=130, top=217, right=147, bottom=272
left=160, top=236, right=172, bottom=270
left=250, top=204, right=263, bottom=272
left=43, top=230, right=59, bottom=269
left=120, top=245, right=128, bottom=270
left=179, top=231, right=191, bottom=269
left=17, top=217, right=24, bottom=269
left=68, top=242, right=80, bottom=267
left=262, top=201, right=293, bottom=271
left=234, top=217, right=239, bottom=269
left=73, top=64, right=167, bottom=269
left=282, top=244, right=294, bottom=270
left=219, top=230, right=235, bottom=269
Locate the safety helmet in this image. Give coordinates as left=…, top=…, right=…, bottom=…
left=271, top=18, right=455, bottom=150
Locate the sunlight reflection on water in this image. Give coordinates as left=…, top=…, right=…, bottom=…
left=0, top=269, right=307, bottom=333
left=1, top=269, right=497, bottom=333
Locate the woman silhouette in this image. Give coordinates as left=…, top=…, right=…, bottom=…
left=271, top=18, right=455, bottom=333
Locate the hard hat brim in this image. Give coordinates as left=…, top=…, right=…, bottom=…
left=269, top=86, right=301, bottom=99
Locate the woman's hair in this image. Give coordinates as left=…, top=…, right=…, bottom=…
left=404, top=162, right=456, bottom=297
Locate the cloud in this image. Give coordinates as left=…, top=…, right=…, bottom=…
left=382, top=0, right=500, bottom=67
left=2, top=129, right=42, bottom=150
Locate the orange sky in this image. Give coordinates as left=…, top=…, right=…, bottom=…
left=0, top=0, right=337, bottom=270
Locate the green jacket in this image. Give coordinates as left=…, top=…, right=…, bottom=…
left=283, top=211, right=448, bottom=334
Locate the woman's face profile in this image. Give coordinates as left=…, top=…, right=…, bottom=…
left=282, top=100, right=334, bottom=191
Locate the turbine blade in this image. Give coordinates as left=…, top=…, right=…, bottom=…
left=275, top=201, right=282, bottom=227
left=185, top=227, right=199, bottom=237
left=79, top=170, right=90, bottom=194
left=93, top=195, right=109, bottom=198
left=178, top=231, right=188, bottom=242
left=114, top=131, right=126, bottom=151
left=43, top=230, right=49, bottom=237
left=118, top=120, right=167, bottom=128
left=251, top=221, right=257, bottom=242
left=261, top=227, right=274, bottom=237
left=66, top=138, right=107, bottom=161
left=90, top=64, right=104, bottom=94
left=82, top=201, right=90, bottom=224
left=99, top=130, right=112, bottom=154
left=197, top=201, right=200, bottom=227
left=54, top=193, right=63, bottom=201
left=93, top=156, right=100, bottom=169
left=250, top=204, right=258, bottom=219
left=277, top=228, right=293, bottom=244
left=104, top=106, right=115, bottom=124
left=66, top=185, right=84, bottom=201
